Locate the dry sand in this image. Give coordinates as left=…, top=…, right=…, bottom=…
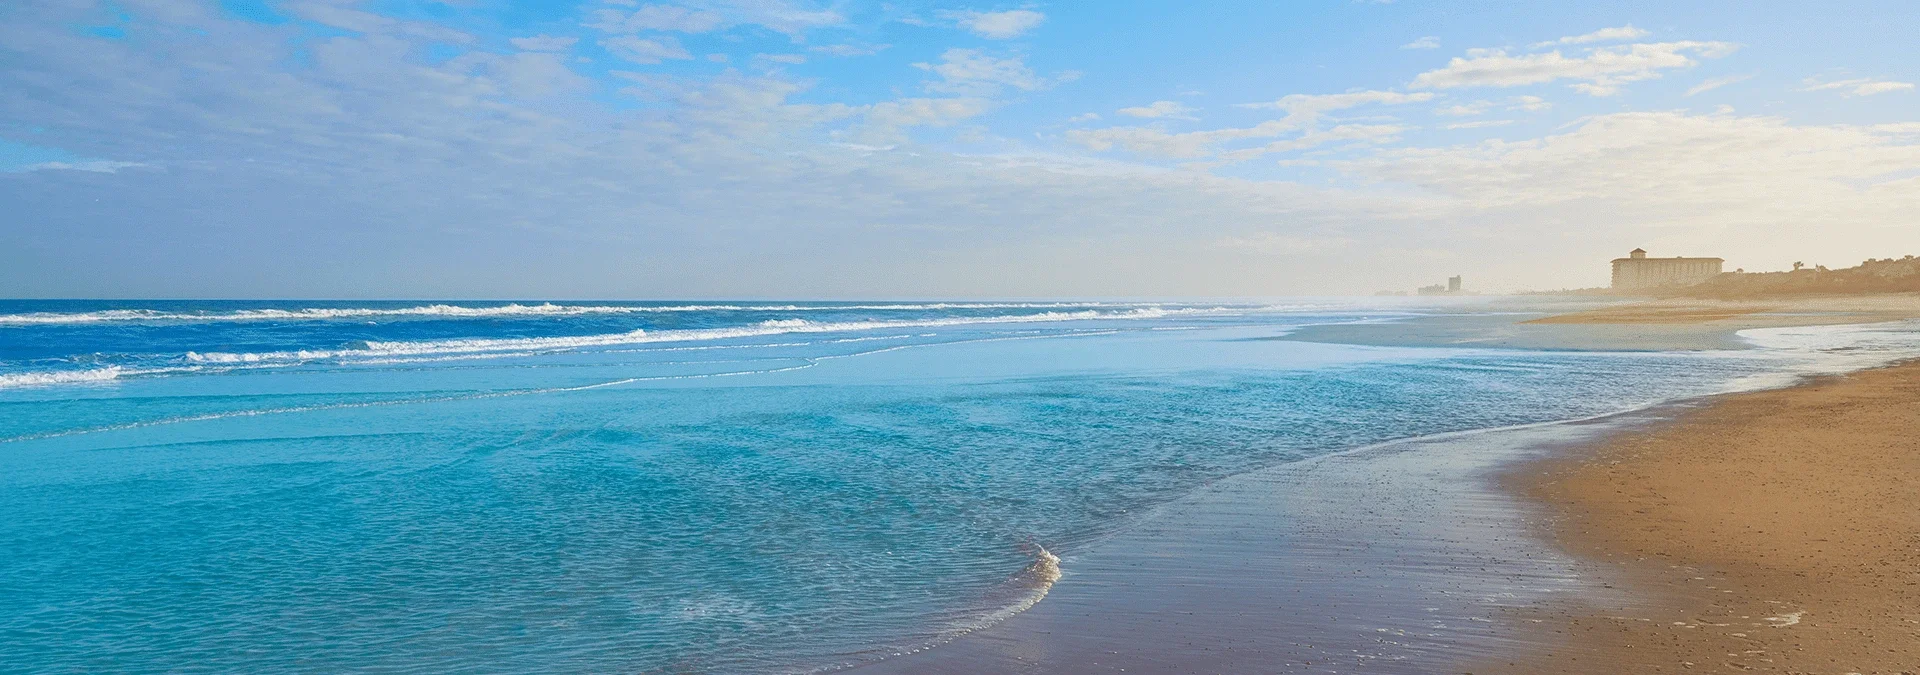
left=1490, top=361, right=1920, bottom=674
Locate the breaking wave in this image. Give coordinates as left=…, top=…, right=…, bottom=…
left=0, top=302, right=1191, bottom=325
left=182, top=308, right=1221, bottom=366
left=0, top=367, right=128, bottom=389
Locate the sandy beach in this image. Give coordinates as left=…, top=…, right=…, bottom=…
left=1489, top=359, right=1920, bottom=674
left=861, top=296, right=1920, bottom=674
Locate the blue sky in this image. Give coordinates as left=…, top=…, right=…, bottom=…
left=2, top=0, right=1917, bottom=298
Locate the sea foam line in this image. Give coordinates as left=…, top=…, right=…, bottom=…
left=809, top=545, right=1064, bottom=674
left=0, top=366, right=211, bottom=390
left=181, top=308, right=1229, bottom=366
left=0, top=367, right=127, bottom=389
left=2, top=328, right=1129, bottom=442
left=0, top=302, right=1211, bottom=325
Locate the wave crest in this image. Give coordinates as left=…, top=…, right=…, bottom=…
left=180, top=308, right=1221, bottom=366
left=0, top=367, right=125, bottom=389
left=0, top=302, right=1172, bottom=325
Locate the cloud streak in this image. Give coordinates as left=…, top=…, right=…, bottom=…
left=1412, top=41, right=1738, bottom=95
left=1117, top=101, right=1198, bottom=120
left=1801, top=77, right=1916, bottom=96
left=1530, top=25, right=1650, bottom=48
left=939, top=9, right=1046, bottom=39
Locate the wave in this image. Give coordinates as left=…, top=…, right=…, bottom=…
left=823, top=545, right=1063, bottom=673
left=0, top=302, right=1187, bottom=325
left=183, top=308, right=1224, bottom=366
left=0, top=367, right=127, bottom=389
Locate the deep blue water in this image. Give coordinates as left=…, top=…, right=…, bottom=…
left=2, top=300, right=1912, bottom=673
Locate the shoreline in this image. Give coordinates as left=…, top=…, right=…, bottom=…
left=1485, top=359, right=1920, bottom=673
left=850, top=387, right=1772, bottom=673
left=855, top=305, right=1920, bottom=674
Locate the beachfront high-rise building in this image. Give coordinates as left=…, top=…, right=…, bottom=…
left=1611, top=248, right=1724, bottom=290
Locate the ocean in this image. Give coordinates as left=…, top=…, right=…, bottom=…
left=2, top=299, right=1914, bottom=673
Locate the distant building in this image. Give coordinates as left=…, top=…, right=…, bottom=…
left=1416, top=275, right=1464, bottom=296
left=1611, top=248, right=1723, bottom=290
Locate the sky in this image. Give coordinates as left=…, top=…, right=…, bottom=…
left=2, top=0, right=1917, bottom=299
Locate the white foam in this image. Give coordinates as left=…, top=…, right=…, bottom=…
left=824, top=545, right=1065, bottom=673
left=0, top=367, right=125, bottom=389
left=181, top=308, right=1230, bottom=366
left=0, top=302, right=1214, bottom=325
left=1736, top=319, right=1920, bottom=378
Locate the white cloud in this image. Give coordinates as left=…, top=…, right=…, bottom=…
left=1069, top=112, right=1101, bottom=123
left=811, top=43, right=889, bottom=57
left=1801, top=77, right=1916, bottom=96
left=284, top=1, right=475, bottom=43
left=1530, top=24, right=1650, bottom=48
left=1237, top=90, right=1433, bottom=125
left=862, top=98, right=991, bottom=130
left=600, top=35, right=693, bottom=64
left=1117, top=101, right=1198, bottom=120
left=914, top=49, right=1069, bottom=96
left=455, top=51, right=592, bottom=98
left=16, top=160, right=144, bottom=173
left=1444, top=119, right=1513, bottom=129
left=10, top=1, right=1919, bottom=297
left=939, top=9, right=1046, bottom=39
left=1339, top=111, right=1920, bottom=212
left=1434, top=101, right=1491, bottom=116
left=587, top=1, right=842, bottom=37
left=1072, top=90, right=1429, bottom=161
left=1411, top=41, right=1739, bottom=96
left=696, top=0, right=844, bottom=36
left=1401, top=36, right=1440, bottom=50
left=1215, top=124, right=1408, bottom=162
left=1239, top=90, right=1434, bottom=111
left=510, top=35, right=578, bottom=52
left=1439, top=95, right=1553, bottom=116
left=1509, top=95, right=1551, bottom=111
left=757, top=53, right=806, bottom=64
left=588, top=4, right=725, bottom=33
left=1686, top=73, right=1753, bottom=96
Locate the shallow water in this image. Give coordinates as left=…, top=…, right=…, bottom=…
left=2, top=300, right=1913, bottom=672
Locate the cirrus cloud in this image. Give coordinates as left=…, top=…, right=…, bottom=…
left=1801, top=77, right=1916, bottom=96
left=1411, top=41, right=1739, bottom=96
left=600, top=35, right=693, bottom=64
left=939, top=9, right=1046, bottom=39
left=1117, top=101, right=1198, bottom=120
left=1530, top=24, right=1650, bottom=48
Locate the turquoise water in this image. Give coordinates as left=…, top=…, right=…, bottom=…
left=0, top=300, right=1905, bottom=672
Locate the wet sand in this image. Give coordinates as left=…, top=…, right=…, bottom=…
left=1281, top=294, right=1920, bottom=352
left=1487, top=361, right=1920, bottom=674
left=1525, top=294, right=1920, bottom=326
left=855, top=416, right=1631, bottom=674
left=856, top=300, right=1920, bottom=674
